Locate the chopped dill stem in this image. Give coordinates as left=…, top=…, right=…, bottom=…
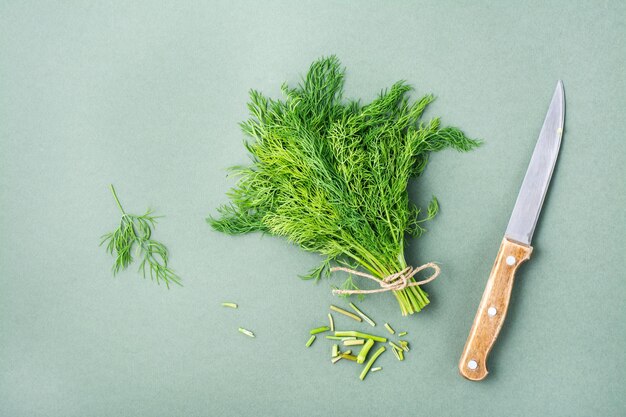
left=238, top=328, right=255, bottom=338
left=329, top=305, right=362, bottom=322
left=334, top=331, right=387, bottom=343
left=356, top=339, right=375, bottom=364
left=221, top=302, right=238, bottom=308
left=349, top=303, right=376, bottom=327
left=306, top=335, right=316, bottom=347
left=310, top=326, right=330, bottom=335
left=360, top=347, right=386, bottom=381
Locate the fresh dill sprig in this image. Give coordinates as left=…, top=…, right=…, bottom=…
left=209, top=56, right=479, bottom=315
left=101, top=184, right=181, bottom=288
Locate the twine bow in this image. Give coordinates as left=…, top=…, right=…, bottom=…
left=330, top=262, right=440, bottom=295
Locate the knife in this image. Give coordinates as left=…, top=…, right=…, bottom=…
left=458, top=81, right=565, bottom=381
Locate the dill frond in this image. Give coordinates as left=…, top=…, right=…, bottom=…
left=209, top=56, right=479, bottom=314
left=101, top=185, right=181, bottom=288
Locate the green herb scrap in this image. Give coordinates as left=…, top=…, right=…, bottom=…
left=209, top=56, right=479, bottom=315
left=101, top=184, right=181, bottom=287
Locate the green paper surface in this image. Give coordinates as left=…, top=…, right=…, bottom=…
left=1, top=1, right=624, bottom=416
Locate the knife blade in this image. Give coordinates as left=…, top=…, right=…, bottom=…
left=458, top=81, right=565, bottom=381
left=506, top=81, right=565, bottom=245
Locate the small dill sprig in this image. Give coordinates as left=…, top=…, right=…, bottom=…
left=101, top=184, right=181, bottom=288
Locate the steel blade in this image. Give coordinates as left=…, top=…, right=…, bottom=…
left=505, top=81, right=565, bottom=245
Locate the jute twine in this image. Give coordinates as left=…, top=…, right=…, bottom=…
left=330, top=262, right=440, bottom=295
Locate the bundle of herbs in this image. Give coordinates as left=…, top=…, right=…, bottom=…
left=209, top=56, right=479, bottom=315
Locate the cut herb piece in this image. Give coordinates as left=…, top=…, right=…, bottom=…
left=371, top=367, right=382, bottom=373
left=391, top=346, right=401, bottom=360
left=221, top=302, right=238, bottom=308
left=360, top=347, right=386, bottom=381
left=238, top=327, right=255, bottom=338
left=306, top=335, right=316, bottom=347
left=343, top=339, right=365, bottom=346
left=334, top=331, right=387, bottom=343
left=349, top=303, right=376, bottom=327
left=332, top=344, right=339, bottom=357
left=331, top=356, right=342, bottom=364
left=102, top=184, right=181, bottom=287
left=389, top=341, right=402, bottom=351
left=384, top=323, right=395, bottom=335
left=340, top=353, right=358, bottom=361
left=356, top=339, right=375, bottom=364
left=328, top=313, right=335, bottom=332
left=310, top=326, right=330, bottom=335
left=329, top=305, right=362, bottom=322
left=326, top=335, right=357, bottom=341
left=209, top=56, right=480, bottom=316
left=398, top=331, right=407, bottom=337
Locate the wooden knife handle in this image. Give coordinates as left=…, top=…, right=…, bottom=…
left=459, top=237, right=532, bottom=381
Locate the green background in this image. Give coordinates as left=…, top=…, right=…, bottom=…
left=1, top=1, right=624, bottom=416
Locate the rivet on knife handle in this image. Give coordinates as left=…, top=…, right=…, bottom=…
left=458, top=237, right=532, bottom=380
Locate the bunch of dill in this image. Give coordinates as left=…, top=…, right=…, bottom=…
left=209, top=56, right=479, bottom=315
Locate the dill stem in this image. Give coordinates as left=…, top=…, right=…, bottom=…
left=349, top=242, right=388, bottom=277
left=109, top=184, right=126, bottom=214
left=360, top=346, right=386, bottom=381
left=334, top=331, right=387, bottom=343
left=310, top=326, right=330, bottom=335
left=341, top=248, right=384, bottom=279
left=356, top=338, right=375, bottom=364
